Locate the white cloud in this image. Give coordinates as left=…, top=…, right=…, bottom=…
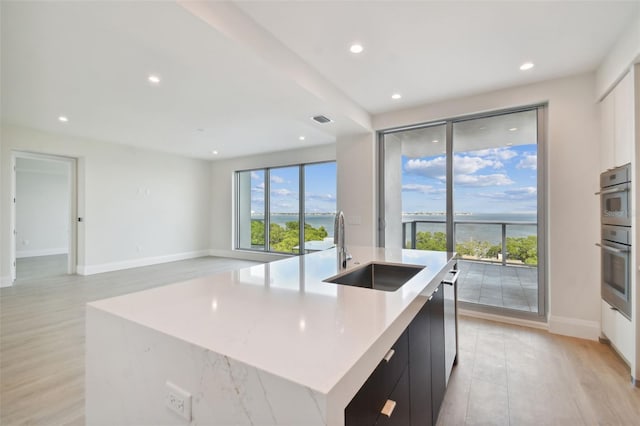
left=404, top=156, right=446, bottom=179
left=271, top=188, right=293, bottom=196
left=454, top=173, right=514, bottom=187
left=270, top=175, right=285, bottom=184
left=405, top=154, right=514, bottom=188
left=306, top=193, right=336, bottom=201
left=402, top=184, right=445, bottom=194
left=250, top=171, right=260, bottom=180
left=472, top=148, right=518, bottom=161
left=477, top=186, right=537, bottom=200
left=405, top=155, right=502, bottom=179
left=454, top=155, right=503, bottom=173
left=517, top=154, right=537, bottom=170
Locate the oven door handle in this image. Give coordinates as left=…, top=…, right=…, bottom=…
left=594, top=187, right=629, bottom=195
left=595, top=243, right=630, bottom=254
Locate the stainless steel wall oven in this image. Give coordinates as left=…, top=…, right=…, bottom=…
left=597, top=164, right=632, bottom=320
left=599, top=164, right=631, bottom=226
left=598, top=225, right=631, bottom=319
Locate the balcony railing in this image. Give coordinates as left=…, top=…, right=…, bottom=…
left=402, top=219, right=538, bottom=267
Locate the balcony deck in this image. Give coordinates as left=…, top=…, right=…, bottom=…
left=457, top=259, right=538, bottom=312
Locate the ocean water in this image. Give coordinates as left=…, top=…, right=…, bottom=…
left=403, top=213, right=537, bottom=244
left=253, top=212, right=537, bottom=243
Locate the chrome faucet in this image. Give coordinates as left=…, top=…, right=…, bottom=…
left=334, top=211, right=351, bottom=268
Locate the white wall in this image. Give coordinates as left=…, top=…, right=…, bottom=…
left=15, top=158, right=70, bottom=257
left=336, top=133, right=377, bottom=248
left=372, top=72, right=601, bottom=340
left=1, top=124, right=212, bottom=279
left=209, top=143, right=336, bottom=262
left=596, top=10, right=640, bottom=100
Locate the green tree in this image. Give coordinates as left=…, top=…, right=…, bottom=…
left=455, top=240, right=493, bottom=258
left=506, top=235, right=538, bottom=265
left=251, top=220, right=265, bottom=246
left=250, top=220, right=329, bottom=253
left=415, top=231, right=447, bottom=251
left=486, top=244, right=502, bottom=259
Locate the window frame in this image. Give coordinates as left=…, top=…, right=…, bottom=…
left=377, top=104, right=548, bottom=321
left=235, top=160, right=336, bottom=255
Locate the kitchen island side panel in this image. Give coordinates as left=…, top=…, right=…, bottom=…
left=86, top=307, right=327, bottom=426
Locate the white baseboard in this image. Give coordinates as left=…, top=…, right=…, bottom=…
left=548, top=314, right=601, bottom=341
left=0, top=275, right=13, bottom=288
left=16, top=247, right=68, bottom=258
left=77, top=250, right=210, bottom=276
left=208, top=248, right=288, bottom=263
left=458, top=308, right=549, bottom=331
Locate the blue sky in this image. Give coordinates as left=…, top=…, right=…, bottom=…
left=250, top=162, right=336, bottom=215
left=402, top=144, right=538, bottom=214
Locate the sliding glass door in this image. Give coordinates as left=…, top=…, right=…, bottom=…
left=380, top=106, right=545, bottom=318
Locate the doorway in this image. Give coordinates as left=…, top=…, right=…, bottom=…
left=379, top=106, right=546, bottom=320
left=10, top=152, right=77, bottom=282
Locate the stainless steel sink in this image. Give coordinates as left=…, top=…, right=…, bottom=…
left=324, top=262, right=424, bottom=292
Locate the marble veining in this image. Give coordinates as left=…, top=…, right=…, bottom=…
left=86, top=246, right=453, bottom=425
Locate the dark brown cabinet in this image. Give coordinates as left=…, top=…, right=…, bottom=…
left=408, top=291, right=432, bottom=425
left=428, top=285, right=446, bottom=425
left=345, top=331, right=409, bottom=426
left=345, top=266, right=457, bottom=426
left=376, top=368, right=410, bottom=426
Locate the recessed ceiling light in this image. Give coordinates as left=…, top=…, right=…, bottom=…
left=506, top=142, right=513, bottom=146
left=148, top=74, right=161, bottom=84
left=520, top=62, right=534, bottom=71
left=58, top=116, right=68, bottom=122
left=391, top=93, right=402, bottom=100
left=509, top=127, right=518, bottom=131
left=299, top=136, right=305, bottom=141
left=350, top=43, right=363, bottom=54
left=211, top=150, right=218, bottom=155
left=432, top=139, right=439, bottom=143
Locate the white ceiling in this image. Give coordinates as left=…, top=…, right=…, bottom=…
left=1, top=1, right=638, bottom=160
left=238, top=1, right=638, bottom=114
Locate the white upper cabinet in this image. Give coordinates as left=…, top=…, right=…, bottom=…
left=600, top=89, right=615, bottom=171
left=600, top=70, right=635, bottom=170
left=614, top=72, right=634, bottom=166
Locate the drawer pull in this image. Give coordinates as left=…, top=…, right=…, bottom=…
left=381, top=399, right=396, bottom=417
left=383, top=348, right=395, bottom=362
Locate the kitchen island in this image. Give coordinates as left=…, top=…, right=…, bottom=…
left=86, top=246, right=457, bottom=426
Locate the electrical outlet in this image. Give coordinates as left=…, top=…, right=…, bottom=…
left=165, top=381, right=191, bottom=421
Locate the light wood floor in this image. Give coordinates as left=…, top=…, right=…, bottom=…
left=437, top=317, right=640, bottom=425
left=1, top=257, right=639, bottom=425
left=0, top=256, right=260, bottom=425
left=16, top=254, right=68, bottom=281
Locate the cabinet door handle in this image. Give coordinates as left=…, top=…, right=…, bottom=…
left=442, top=269, right=460, bottom=286
left=381, top=399, right=396, bottom=417
left=383, top=348, right=395, bottom=362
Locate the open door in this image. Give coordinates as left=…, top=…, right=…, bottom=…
left=10, top=154, right=17, bottom=282
left=11, top=152, right=77, bottom=283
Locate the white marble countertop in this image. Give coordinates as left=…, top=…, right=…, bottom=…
left=88, top=246, right=454, bottom=396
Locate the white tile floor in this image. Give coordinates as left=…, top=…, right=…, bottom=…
left=457, top=260, right=538, bottom=312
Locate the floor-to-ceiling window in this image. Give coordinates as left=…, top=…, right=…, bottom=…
left=236, top=161, right=336, bottom=254
left=380, top=106, right=546, bottom=318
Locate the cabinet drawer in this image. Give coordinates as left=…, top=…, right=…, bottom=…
left=376, top=367, right=410, bottom=426
left=345, top=330, right=409, bottom=426
left=381, top=329, right=409, bottom=393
